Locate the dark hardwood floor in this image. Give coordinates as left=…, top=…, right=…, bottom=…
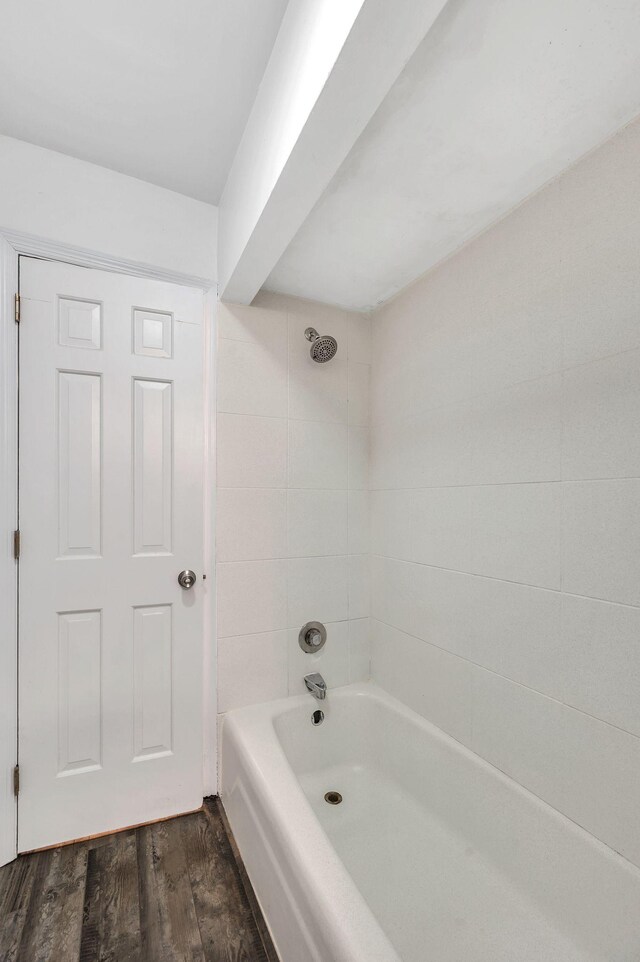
left=0, top=797, right=279, bottom=962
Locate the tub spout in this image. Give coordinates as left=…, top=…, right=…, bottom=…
left=304, top=672, right=327, bottom=700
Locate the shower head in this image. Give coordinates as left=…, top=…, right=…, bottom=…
left=304, top=327, right=338, bottom=363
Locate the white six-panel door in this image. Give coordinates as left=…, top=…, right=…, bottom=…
left=18, top=258, right=204, bottom=851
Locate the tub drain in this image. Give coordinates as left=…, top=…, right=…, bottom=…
left=324, top=791, right=342, bottom=805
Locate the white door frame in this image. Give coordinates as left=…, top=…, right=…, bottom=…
left=0, top=235, right=18, bottom=868
left=0, top=229, right=217, bottom=866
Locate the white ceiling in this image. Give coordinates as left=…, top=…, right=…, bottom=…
left=0, top=0, right=288, bottom=204
left=266, top=0, right=640, bottom=311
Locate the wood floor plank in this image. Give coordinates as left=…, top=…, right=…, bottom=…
left=0, top=854, right=39, bottom=962
left=16, top=844, right=87, bottom=962
left=137, top=824, right=165, bottom=962
left=79, top=831, right=141, bottom=962
left=138, top=818, right=205, bottom=962
left=0, top=800, right=279, bottom=962
left=181, top=807, right=264, bottom=962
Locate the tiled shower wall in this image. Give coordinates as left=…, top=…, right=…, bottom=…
left=216, top=293, right=371, bottom=713
left=370, top=117, right=640, bottom=868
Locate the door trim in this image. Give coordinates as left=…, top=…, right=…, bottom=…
left=0, top=229, right=217, bottom=866
left=0, top=236, right=18, bottom=868
left=0, top=227, right=214, bottom=291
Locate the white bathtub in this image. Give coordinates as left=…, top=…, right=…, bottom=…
left=221, top=683, right=640, bottom=962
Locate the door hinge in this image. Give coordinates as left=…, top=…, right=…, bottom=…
left=14, top=293, right=20, bottom=323
left=13, top=764, right=19, bottom=797
left=13, top=529, right=20, bottom=560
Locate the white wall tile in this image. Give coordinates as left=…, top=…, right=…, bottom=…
left=217, top=488, right=287, bottom=563
left=287, top=489, right=348, bottom=558
left=371, top=620, right=473, bottom=745
left=348, top=362, right=370, bottom=425
left=349, top=618, right=371, bottom=682
left=287, top=621, right=350, bottom=695
left=288, top=356, right=348, bottom=423
left=370, top=419, right=426, bottom=490
left=375, top=560, right=640, bottom=739
left=470, top=483, right=562, bottom=589
left=371, top=489, right=416, bottom=560
left=563, top=349, right=640, bottom=480
left=348, top=313, right=372, bottom=363
left=469, top=375, right=562, bottom=484
left=433, top=571, right=564, bottom=697
left=217, top=414, right=287, bottom=488
left=373, top=296, right=562, bottom=419
left=217, top=337, right=287, bottom=417
left=471, top=667, right=640, bottom=869
left=562, top=263, right=640, bottom=369
left=563, top=480, right=640, bottom=606
left=287, top=556, right=349, bottom=627
left=455, top=298, right=563, bottom=404
left=412, top=406, right=475, bottom=488
left=216, top=295, right=370, bottom=726
left=348, top=490, right=370, bottom=555
left=288, top=420, right=348, bottom=489
left=348, top=554, right=370, bottom=620
left=217, top=560, right=287, bottom=638
left=217, top=301, right=288, bottom=347
left=376, top=492, right=618, bottom=645
left=367, top=125, right=640, bottom=870
left=370, top=358, right=417, bottom=425
left=558, top=594, right=640, bottom=736
left=218, top=631, right=288, bottom=712
left=348, top=425, right=369, bottom=490
left=371, top=556, right=424, bottom=641
left=413, top=487, right=472, bottom=571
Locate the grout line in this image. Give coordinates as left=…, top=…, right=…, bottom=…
left=219, top=487, right=362, bottom=492
left=370, top=616, right=640, bottom=743
left=368, top=477, right=640, bottom=491
left=368, top=343, right=640, bottom=427
left=560, top=340, right=640, bottom=376
left=371, top=367, right=561, bottom=421
left=217, top=411, right=369, bottom=425
left=219, top=619, right=353, bottom=641
left=370, top=622, right=640, bottom=872
left=217, top=554, right=366, bottom=566
left=369, top=554, right=640, bottom=610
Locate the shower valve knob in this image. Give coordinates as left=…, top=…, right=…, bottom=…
left=299, top=621, right=327, bottom=653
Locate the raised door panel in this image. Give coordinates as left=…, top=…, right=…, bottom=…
left=133, top=605, right=173, bottom=761
left=58, top=297, right=102, bottom=350
left=133, top=379, right=173, bottom=555
left=58, top=372, right=102, bottom=558
left=57, top=610, right=102, bottom=775
left=133, top=309, right=173, bottom=358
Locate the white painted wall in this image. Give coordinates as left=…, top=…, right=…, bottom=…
left=217, top=0, right=363, bottom=291
left=267, top=0, right=640, bottom=311
left=217, top=0, right=449, bottom=303
left=217, top=0, right=364, bottom=298
left=0, top=135, right=217, bottom=280
left=370, top=116, right=640, bottom=869
left=215, top=293, right=371, bottom=713
left=1, top=0, right=288, bottom=203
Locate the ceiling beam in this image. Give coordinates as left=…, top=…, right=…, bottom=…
left=217, top=0, right=450, bottom=304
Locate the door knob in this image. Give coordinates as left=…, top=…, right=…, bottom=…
left=178, top=569, right=196, bottom=589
